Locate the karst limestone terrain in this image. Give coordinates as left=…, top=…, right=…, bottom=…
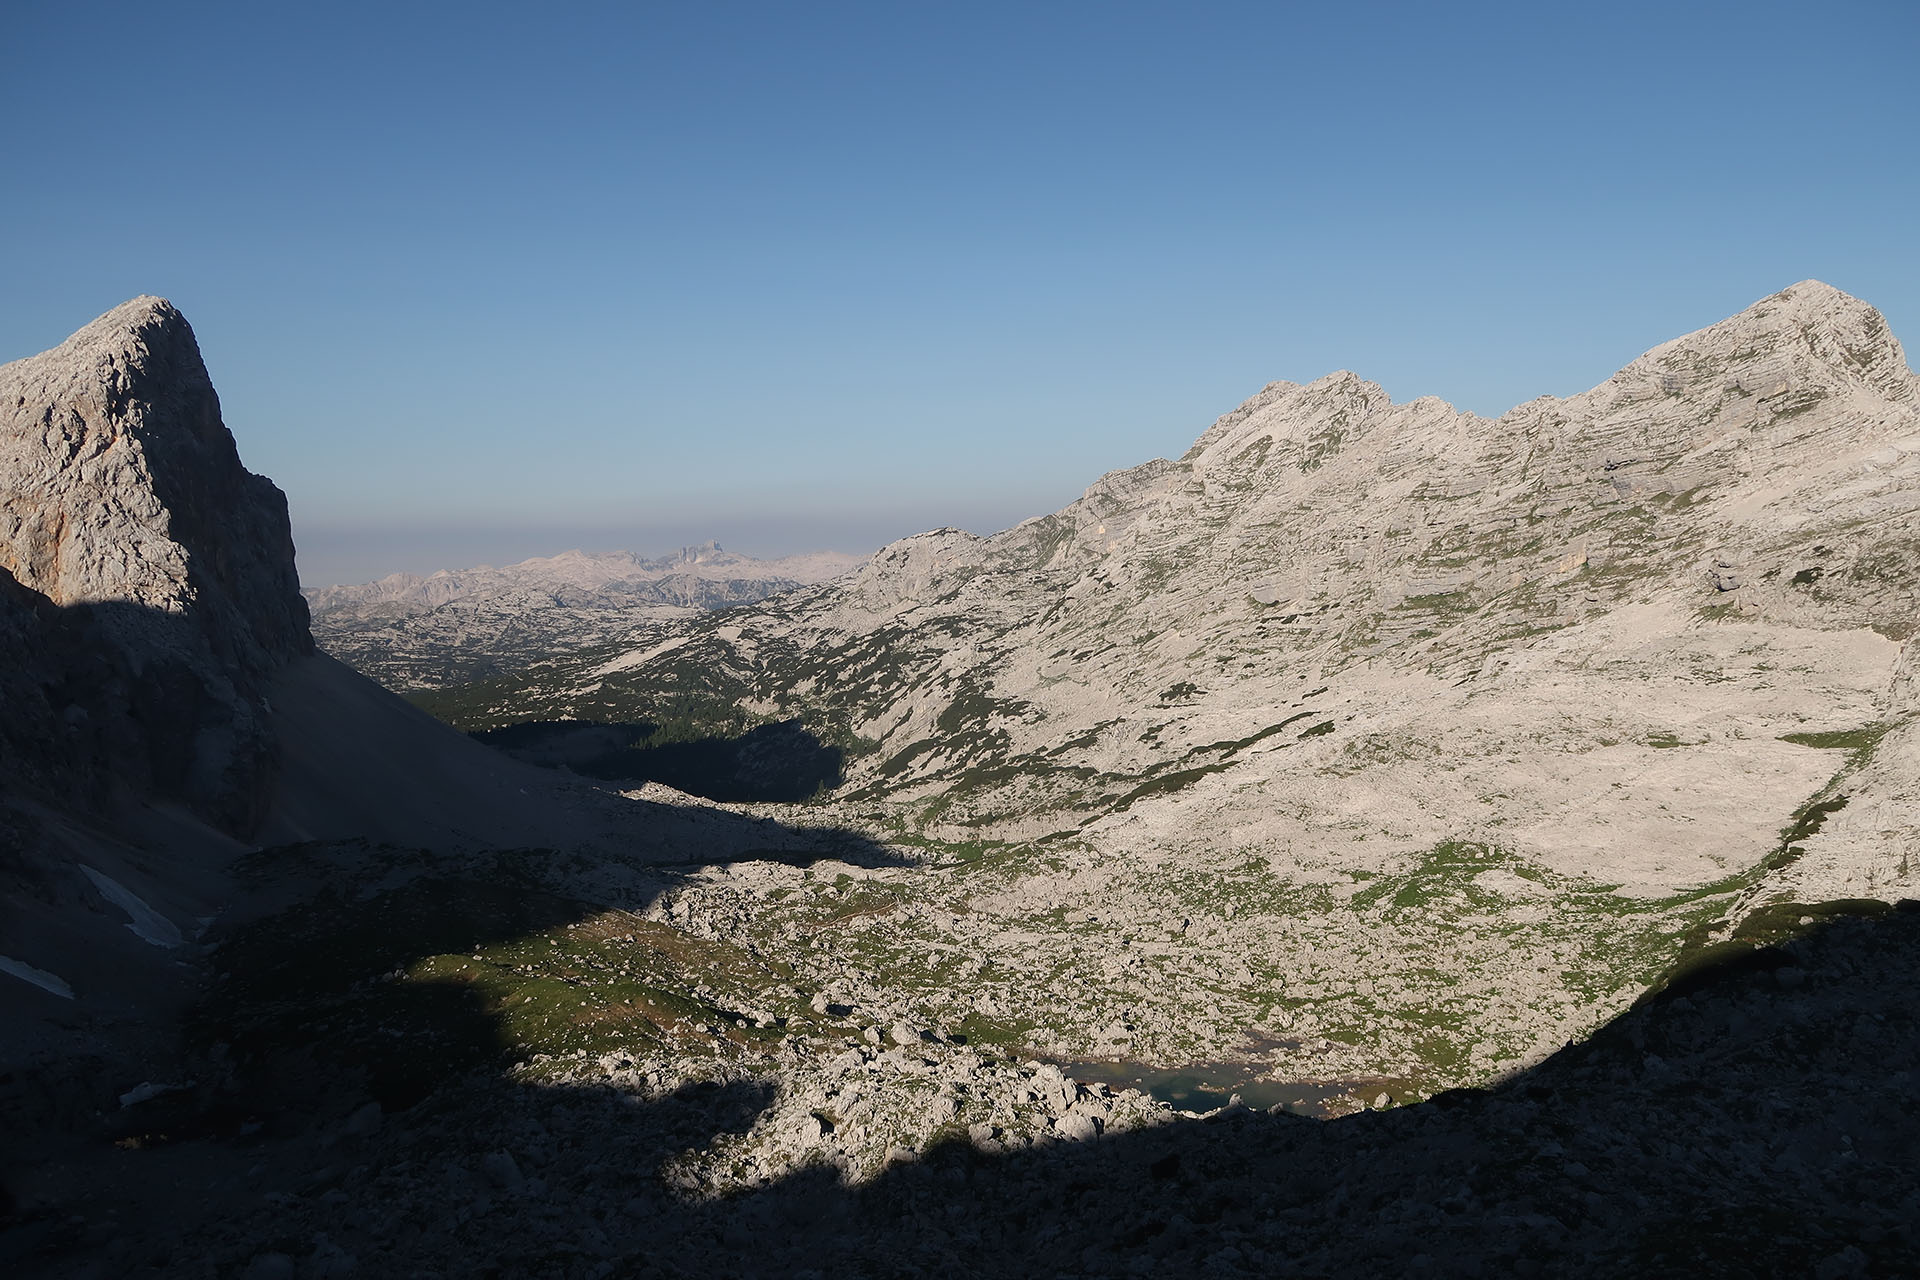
left=307, top=542, right=864, bottom=692
left=3, top=286, right=1918, bottom=1277
left=418, top=280, right=1920, bottom=1103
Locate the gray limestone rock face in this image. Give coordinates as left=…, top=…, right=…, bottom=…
left=0, top=297, right=311, bottom=833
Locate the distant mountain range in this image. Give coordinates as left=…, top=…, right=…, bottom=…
left=305, top=542, right=865, bottom=690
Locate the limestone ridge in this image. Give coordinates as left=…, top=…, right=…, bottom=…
left=0, top=297, right=311, bottom=833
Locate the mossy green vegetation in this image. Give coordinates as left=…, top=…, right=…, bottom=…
left=1107, top=762, right=1234, bottom=812
left=1301, top=838, right=1779, bottom=1085
left=195, top=849, right=812, bottom=1107
left=1628, top=727, right=1899, bottom=1003
left=1396, top=591, right=1474, bottom=614
left=1779, top=722, right=1893, bottom=761
left=1772, top=794, right=1849, bottom=865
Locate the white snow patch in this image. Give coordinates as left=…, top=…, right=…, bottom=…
left=80, top=866, right=184, bottom=948
left=594, top=634, right=692, bottom=678
left=119, top=1081, right=190, bottom=1107
left=0, top=955, right=75, bottom=999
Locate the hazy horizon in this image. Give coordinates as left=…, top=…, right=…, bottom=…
left=291, top=494, right=1063, bottom=588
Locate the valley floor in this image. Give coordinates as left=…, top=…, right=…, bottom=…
left=7, top=878, right=1917, bottom=1278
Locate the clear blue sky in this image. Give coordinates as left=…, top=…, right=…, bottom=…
left=4, top=1, right=1915, bottom=586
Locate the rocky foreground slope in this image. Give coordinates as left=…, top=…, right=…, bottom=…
left=307, top=542, right=865, bottom=690
left=0, top=301, right=875, bottom=1253
left=33, top=900, right=1920, bottom=1278
left=429, top=281, right=1920, bottom=1096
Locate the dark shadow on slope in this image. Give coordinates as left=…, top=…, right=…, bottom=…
left=474, top=718, right=846, bottom=803
left=186, top=855, right=603, bottom=1119
left=131, top=812, right=907, bottom=1136
left=0, top=577, right=286, bottom=835
left=9, top=896, right=1920, bottom=1277
left=0, top=635, right=902, bottom=1276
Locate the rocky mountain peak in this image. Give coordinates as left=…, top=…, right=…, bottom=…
left=1608, top=279, right=1911, bottom=406
left=0, top=297, right=310, bottom=831
left=1182, top=369, right=1403, bottom=474
left=837, top=527, right=984, bottom=610
left=0, top=295, right=310, bottom=668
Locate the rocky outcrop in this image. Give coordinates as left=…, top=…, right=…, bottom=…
left=0, top=297, right=311, bottom=833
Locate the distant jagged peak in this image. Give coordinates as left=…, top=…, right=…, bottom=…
left=523, top=543, right=736, bottom=572
left=305, top=540, right=867, bottom=612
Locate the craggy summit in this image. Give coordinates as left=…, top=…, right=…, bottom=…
left=0, top=296, right=310, bottom=832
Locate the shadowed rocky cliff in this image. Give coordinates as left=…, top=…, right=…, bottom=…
left=0, top=297, right=311, bottom=832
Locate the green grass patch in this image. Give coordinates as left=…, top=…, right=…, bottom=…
left=195, top=853, right=791, bottom=1109
left=1779, top=722, right=1893, bottom=764
left=1397, top=591, right=1474, bottom=613
left=1106, top=761, right=1234, bottom=812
